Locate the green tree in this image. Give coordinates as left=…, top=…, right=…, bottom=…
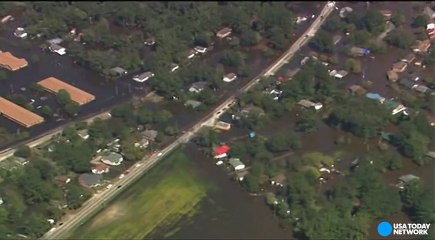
left=345, top=58, right=362, bottom=73
left=56, top=89, right=72, bottom=106
left=153, top=110, right=173, bottom=123
left=14, top=145, right=31, bottom=158
left=412, top=15, right=428, bottom=28
left=240, top=29, right=261, bottom=47
left=362, top=10, right=385, bottom=34
left=66, top=184, right=91, bottom=210
left=391, top=13, right=406, bottom=27
left=41, top=105, right=53, bottom=117
left=310, top=29, right=334, bottom=53
left=164, top=125, right=179, bottom=136
left=385, top=29, right=415, bottom=49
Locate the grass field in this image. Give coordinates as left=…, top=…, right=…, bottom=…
left=70, top=150, right=211, bottom=239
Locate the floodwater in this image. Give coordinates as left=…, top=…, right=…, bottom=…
left=0, top=2, right=320, bottom=150
left=149, top=143, right=293, bottom=239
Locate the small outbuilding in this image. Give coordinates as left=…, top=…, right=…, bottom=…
left=229, top=158, right=245, bottom=171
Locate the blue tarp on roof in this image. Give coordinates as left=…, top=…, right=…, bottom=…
left=366, top=92, right=383, bottom=100
left=363, top=49, right=370, bottom=55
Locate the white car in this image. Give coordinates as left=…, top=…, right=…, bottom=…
left=106, top=184, right=113, bottom=189
left=119, top=174, right=125, bottom=179
left=157, top=152, right=163, bottom=157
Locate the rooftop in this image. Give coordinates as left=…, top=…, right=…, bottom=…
left=0, top=51, right=28, bottom=71
left=37, top=77, right=95, bottom=106
left=0, top=97, right=44, bottom=128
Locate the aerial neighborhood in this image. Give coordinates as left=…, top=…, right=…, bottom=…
left=0, top=1, right=433, bottom=240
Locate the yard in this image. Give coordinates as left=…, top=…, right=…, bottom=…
left=69, top=149, right=212, bottom=239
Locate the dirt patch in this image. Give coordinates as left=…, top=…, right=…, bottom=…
left=143, top=91, right=164, bottom=103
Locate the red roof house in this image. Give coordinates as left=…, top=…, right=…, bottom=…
left=214, top=145, right=230, bottom=158
left=91, top=163, right=110, bottom=174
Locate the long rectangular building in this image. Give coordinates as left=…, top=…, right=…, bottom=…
left=37, top=77, right=95, bottom=106
left=0, top=51, right=28, bottom=71
left=0, top=97, right=44, bottom=128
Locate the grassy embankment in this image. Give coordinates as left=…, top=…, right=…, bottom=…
left=70, top=150, right=211, bottom=239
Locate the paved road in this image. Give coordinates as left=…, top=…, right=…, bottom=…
left=42, top=3, right=335, bottom=239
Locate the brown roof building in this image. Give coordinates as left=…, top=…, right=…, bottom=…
left=392, top=62, right=408, bottom=73
left=37, top=77, right=95, bottom=106
left=0, top=97, right=44, bottom=128
left=0, top=51, right=28, bottom=71
left=348, top=85, right=367, bottom=95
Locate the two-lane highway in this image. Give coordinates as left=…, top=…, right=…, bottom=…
left=43, top=3, right=335, bottom=239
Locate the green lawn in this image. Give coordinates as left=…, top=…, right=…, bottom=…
left=70, top=150, right=211, bottom=239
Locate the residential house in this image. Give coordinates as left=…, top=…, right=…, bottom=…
left=398, top=79, right=418, bottom=89
left=170, top=63, right=179, bottom=72
left=184, top=99, right=202, bottom=109
left=229, top=158, right=245, bottom=171
left=194, top=46, right=207, bottom=54
left=401, top=53, right=416, bottom=64
left=348, top=85, right=366, bottom=95
left=379, top=9, right=392, bottom=19
left=77, top=129, right=89, bottom=140
left=214, top=121, right=231, bottom=131
left=49, top=44, right=66, bottom=55
left=415, top=85, right=430, bottom=94
left=427, top=114, right=435, bottom=126
left=366, top=92, right=385, bottom=103
left=143, top=130, right=158, bottom=142
left=240, top=105, right=265, bottom=117
left=214, top=145, right=230, bottom=159
left=223, top=73, right=237, bottom=82
left=399, top=174, right=420, bottom=184
left=334, top=70, right=349, bottom=80
left=392, top=61, right=408, bottom=73
left=384, top=99, right=407, bottom=115
left=91, top=163, right=110, bottom=174
left=189, top=81, right=208, bottom=93
left=339, top=7, right=353, bottom=18
left=110, top=67, right=128, bottom=76
left=78, top=173, right=102, bottom=188
left=298, top=99, right=323, bottom=110
left=216, top=27, right=232, bottom=39
left=349, top=46, right=370, bottom=57
left=187, top=49, right=197, bottom=59
left=412, top=39, right=431, bottom=53
left=270, top=173, right=287, bottom=187
left=387, top=70, right=399, bottom=82
left=101, top=152, right=123, bottom=166
left=14, top=27, right=27, bottom=39
left=133, top=71, right=155, bottom=83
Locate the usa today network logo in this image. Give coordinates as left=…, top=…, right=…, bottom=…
left=378, top=221, right=431, bottom=237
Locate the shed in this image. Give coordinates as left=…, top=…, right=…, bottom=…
left=223, top=73, right=237, bottom=82
left=380, top=9, right=392, bottom=19
left=426, top=151, right=435, bottom=159
left=215, top=121, right=231, bottom=131
left=133, top=71, right=155, bottom=83
left=298, top=99, right=316, bottom=108
left=386, top=70, right=399, bottom=82
left=78, top=173, right=102, bottom=188
left=47, top=38, right=63, bottom=45
left=334, top=70, right=349, bottom=79
left=229, top=158, right=245, bottom=171
left=170, top=63, right=179, bottom=72
left=184, top=100, right=202, bottom=109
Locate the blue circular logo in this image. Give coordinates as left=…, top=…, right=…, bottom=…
left=378, top=222, right=393, bottom=237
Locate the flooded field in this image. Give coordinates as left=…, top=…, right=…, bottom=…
left=150, top=143, right=294, bottom=239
